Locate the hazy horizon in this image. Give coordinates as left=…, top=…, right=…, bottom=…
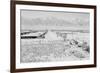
left=21, top=10, right=90, bottom=31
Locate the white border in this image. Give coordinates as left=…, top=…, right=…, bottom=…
left=16, top=5, right=94, bottom=69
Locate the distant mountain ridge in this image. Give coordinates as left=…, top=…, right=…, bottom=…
left=22, top=16, right=89, bottom=27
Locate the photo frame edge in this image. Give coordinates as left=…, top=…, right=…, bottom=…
left=10, top=0, right=97, bottom=73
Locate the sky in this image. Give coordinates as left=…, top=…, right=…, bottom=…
left=21, top=9, right=90, bottom=30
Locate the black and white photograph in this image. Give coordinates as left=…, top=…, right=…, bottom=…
left=11, top=1, right=96, bottom=72
left=20, top=10, right=90, bottom=63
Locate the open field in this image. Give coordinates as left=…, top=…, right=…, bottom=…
left=20, top=31, right=90, bottom=63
